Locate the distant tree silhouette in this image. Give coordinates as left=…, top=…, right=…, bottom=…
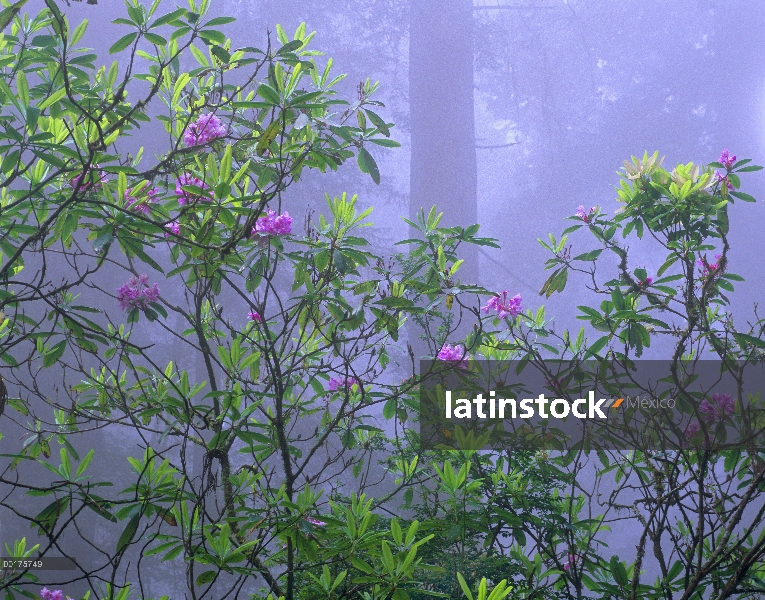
left=409, top=0, right=477, bottom=280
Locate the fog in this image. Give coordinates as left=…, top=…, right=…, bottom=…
left=2, top=0, right=765, bottom=598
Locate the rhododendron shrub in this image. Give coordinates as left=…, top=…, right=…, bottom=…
left=401, top=150, right=765, bottom=599
left=0, top=3, right=506, bottom=600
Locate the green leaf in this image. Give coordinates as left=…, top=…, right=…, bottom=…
left=277, top=39, right=304, bottom=55
left=117, top=511, right=141, bottom=553
left=456, top=573, right=474, bottom=600
left=383, top=398, right=396, bottom=420
left=611, top=286, right=625, bottom=311
left=369, top=138, right=400, bottom=148
left=32, top=497, right=69, bottom=535
left=202, top=16, right=236, bottom=27
left=734, top=333, right=765, bottom=350
left=43, top=340, right=66, bottom=367
left=189, top=43, right=209, bottom=66
left=584, top=335, right=609, bottom=359
left=16, top=71, right=28, bottom=107
left=610, top=556, right=628, bottom=587
left=730, top=191, right=756, bottom=203
left=717, top=279, right=734, bottom=292
left=150, top=7, right=187, bottom=28
left=364, top=109, right=390, bottom=136
left=0, top=0, right=28, bottom=32
left=144, top=32, right=167, bottom=46
left=109, top=32, right=138, bottom=54
left=666, top=560, right=683, bottom=581
left=75, top=448, right=95, bottom=479
left=38, top=87, right=67, bottom=110
left=214, top=181, right=231, bottom=199
left=540, top=267, right=568, bottom=298
left=198, top=29, right=226, bottom=45
left=357, top=147, right=380, bottom=184
left=256, top=119, right=280, bottom=156
left=195, top=570, right=216, bottom=586
left=572, top=249, right=603, bottom=262
left=657, top=254, right=679, bottom=277
left=257, top=84, right=280, bottom=105
left=210, top=45, right=230, bottom=64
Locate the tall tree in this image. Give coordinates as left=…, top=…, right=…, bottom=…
left=409, top=0, right=478, bottom=277
left=409, top=0, right=478, bottom=360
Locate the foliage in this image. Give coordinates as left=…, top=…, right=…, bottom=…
left=1, top=1, right=765, bottom=599
left=395, top=150, right=765, bottom=600
left=0, top=1, right=500, bottom=599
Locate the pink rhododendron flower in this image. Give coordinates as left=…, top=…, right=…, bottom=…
left=252, top=210, right=293, bottom=236
left=176, top=174, right=212, bottom=205
left=183, top=113, right=226, bottom=146
left=482, top=291, right=522, bottom=319
left=684, top=419, right=701, bottom=441
left=164, top=221, right=180, bottom=237
left=714, top=171, right=737, bottom=191
left=564, top=554, right=579, bottom=571
left=328, top=377, right=358, bottom=392
left=125, top=186, right=160, bottom=215
left=698, top=253, right=723, bottom=277
left=699, top=392, right=735, bottom=422
left=575, top=205, right=596, bottom=223
left=437, top=344, right=468, bottom=367
left=40, top=589, right=70, bottom=600
left=70, top=166, right=107, bottom=191
left=117, top=275, right=160, bottom=311
left=719, top=149, right=736, bottom=170
left=306, top=517, right=325, bottom=527
left=248, top=310, right=262, bottom=323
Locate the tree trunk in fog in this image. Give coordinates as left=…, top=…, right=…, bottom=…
left=409, top=0, right=477, bottom=249
left=409, top=0, right=478, bottom=359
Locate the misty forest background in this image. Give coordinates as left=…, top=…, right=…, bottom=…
left=2, top=0, right=765, bottom=598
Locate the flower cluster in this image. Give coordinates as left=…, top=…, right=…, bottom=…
left=305, top=516, right=326, bottom=527
left=176, top=174, right=212, bottom=205
left=70, top=167, right=107, bottom=191
left=719, top=149, right=736, bottom=170
left=697, top=253, right=722, bottom=277
left=546, top=378, right=562, bottom=395
left=328, top=376, right=359, bottom=392
left=638, top=276, right=653, bottom=287
left=482, top=290, right=522, bottom=319
left=117, top=275, right=160, bottom=311
left=248, top=310, right=262, bottom=323
left=622, top=151, right=664, bottom=180
left=125, top=186, right=160, bottom=216
left=714, top=171, right=737, bottom=191
left=575, top=205, right=596, bottom=223
left=437, top=344, right=468, bottom=367
left=40, top=588, right=71, bottom=600
left=164, top=221, right=180, bottom=237
left=684, top=419, right=701, bottom=442
left=563, top=554, right=579, bottom=572
left=183, top=113, right=226, bottom=146
left=699, top=392, right=735, bottom=422
left=252, top=210, right=293, bottom=236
